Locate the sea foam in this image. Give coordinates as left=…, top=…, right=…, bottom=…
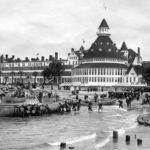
left=48, top=133, right=96, bottom=146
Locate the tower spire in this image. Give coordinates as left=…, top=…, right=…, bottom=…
left=97, top=18, right=110, bottom=36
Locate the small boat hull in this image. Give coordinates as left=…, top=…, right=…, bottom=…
left=3, top=96, right=26, bottom=103
left=0, top=104, right=17, bottom=117
left=81, top=99, right=116, bottom=106
left=0, top=103, right=61, bottom=117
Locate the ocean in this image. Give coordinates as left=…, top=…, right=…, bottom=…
left=0, top=102, right=149, bottom=150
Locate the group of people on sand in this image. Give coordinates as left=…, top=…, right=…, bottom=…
left=84, top=93, right=103, bottom=112
left=14, top=103, right=50, bottom=117
left=58, top=98, right=81, bottom=113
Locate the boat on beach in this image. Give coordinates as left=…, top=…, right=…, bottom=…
left=81, top=98, right=116, bottom=106
left=2, top=96, right=26, bottom=103
left=137, top=115, right=150, bottom=126
left=0, top=102, right=61, bottom=117
left=0, top=104, right=17, bottom=117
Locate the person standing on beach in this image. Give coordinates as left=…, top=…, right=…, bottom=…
left=98, top=100, right=103, bottom=111
left=118, top=99, right=123, bottom=108
left=94, top=93, right=98, bottom=103
left=88, top=99, right=93, bottom=111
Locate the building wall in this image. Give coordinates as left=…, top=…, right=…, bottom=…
left=0, top=60, right=51, bottom=84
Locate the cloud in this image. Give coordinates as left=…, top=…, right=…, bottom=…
left=0, top=0, right=149, bottom=60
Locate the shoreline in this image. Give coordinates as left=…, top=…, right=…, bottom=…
left=101, top=102, right=150, bottom=150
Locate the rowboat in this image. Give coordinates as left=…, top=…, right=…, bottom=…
left=42, top=96, right=59, bottom=103
left=0, top=104, right=17, bottom=117
left=81, top=98, right=116, bottom=106
left=137, top=115, right=150, bottom=126
left=0, top=102, right=61, bottom=117
left=2, top=96, right=26, bottom=103
left=101, top=99, right=116, bottom=105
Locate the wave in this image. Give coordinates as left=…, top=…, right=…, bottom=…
left=95, top=135, right=111, bottom=148
left=48, top=133, right=96, bottom=146
left=95, top=128, right=129, bottom=148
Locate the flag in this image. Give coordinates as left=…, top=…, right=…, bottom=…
left=83, top=39, right=85, bottom=44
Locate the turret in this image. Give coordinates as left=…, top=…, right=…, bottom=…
left=97, top=18, right=110, bottom=36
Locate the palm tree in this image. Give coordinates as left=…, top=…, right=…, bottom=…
left=18, top=71, right=23, bottom=83
left=32, top=71, right=38, bottom=86
left=42, top=67, right=50, bottom=84
left=48, top=60, right=65, bottom=84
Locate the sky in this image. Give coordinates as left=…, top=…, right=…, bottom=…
left=0, top=0, right=150, bottom=61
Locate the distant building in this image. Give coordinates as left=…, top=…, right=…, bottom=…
left=0, top=52, right=59, bottom=84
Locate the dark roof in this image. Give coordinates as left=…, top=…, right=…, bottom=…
left=83, top=36, right=124, bottom=60
left=120, top=42, right=128, bottom=50
left=142, top=61, right=150, bottom=68
left=74, top=63, right=128, bottom=69
left=99, top=19, right=109, bottom=29
left=128, top=49, right=137, bottom=64
left=126, top=65, right=142, bottom=75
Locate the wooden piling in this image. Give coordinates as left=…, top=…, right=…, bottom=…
left=137, top=139, right=142, bottom=146
left=60, top=142, right=66, bottom=148
left=126, top=135, right=130, bottom=144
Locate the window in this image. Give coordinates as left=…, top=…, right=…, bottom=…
left=112, top=77, right=114, bottom=82
left=100, top=42, right=103, bottom=45
left=99, top=48, right=102, bottom=51
left=130, top=77, right=132, bottom=82
left=108, top=49, right=111, bottom=52
left=89, top=69, right=91, bottom=75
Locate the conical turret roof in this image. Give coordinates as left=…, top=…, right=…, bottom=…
left=98, top=18, right=109, bottom=29
left=120, top=41, right=128, bottom=50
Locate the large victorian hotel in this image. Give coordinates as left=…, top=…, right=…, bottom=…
left=0, top=18, right=146, bottom=88
left=63, top=18, right=145, bottom=88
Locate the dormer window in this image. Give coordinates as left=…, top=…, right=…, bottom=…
left=91, top=49, right=94, bottom=52
left=95, top=42, right=97, bottom=45
left=100, top=42, right=103, bottom=45
left=108, top=49, right=111, bottom=52
left=107, top=42, right=109, bottom=45
left=99, top=48, right=102, bottom=51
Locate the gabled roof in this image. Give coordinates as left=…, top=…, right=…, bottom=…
left=126, top=65, right=143, bottom=75
left=83, top=36, right=124, bottom=60
left=120, top=42, right=128, bottom=50
left=98, top=18, right=109, bottom=29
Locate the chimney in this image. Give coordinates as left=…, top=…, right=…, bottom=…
left=12, top=55, right=15, bottom=60
left=1, top=55, right=3, bottom=63
left=55, top=52, right=58, bottom=60
left=71, top=48, right=74, bottom=52
left=5, top=54, right=8, bottom=60
left=25, top=57, right=29, bottom=62
left=41, top=56, right=45, bottom=61
left=49, top=55, right=53, bottom=61
left=138, top=47, right=140, bottom=57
